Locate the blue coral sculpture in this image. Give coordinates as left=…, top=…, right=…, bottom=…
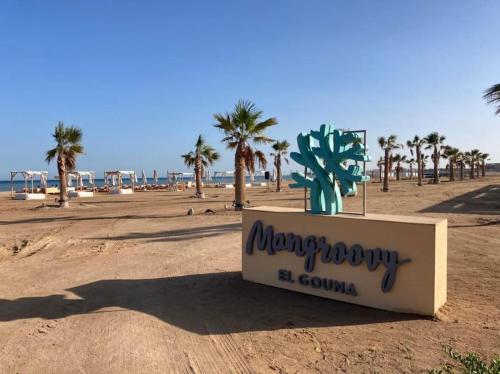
left=290, top=124, right=371, bottom=215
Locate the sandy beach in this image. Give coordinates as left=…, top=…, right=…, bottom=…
left=0, top=177, right=499, bottom=373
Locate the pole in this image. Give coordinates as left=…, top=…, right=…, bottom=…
left=10, top=172, right=14, bottom=199
left=363, top=130, right=367, bottom=216
left=304, top=166, right=308, bottom=212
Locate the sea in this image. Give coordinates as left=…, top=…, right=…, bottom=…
left=0, top=176, right=292, bottom=192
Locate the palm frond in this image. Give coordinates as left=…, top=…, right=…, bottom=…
left=252, top=117, right=278, bottom=134
left=254, top=150, right=267, bottom=170
left=253, top=135, right=275, bottom=144
left=483, top=83, right=500, bottom=115
left=181, top=152, right=196, bottom=167
left=45, top=148, right=58, bottom=163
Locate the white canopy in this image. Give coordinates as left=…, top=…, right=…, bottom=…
left=10, top=170, right=48, bottom=196
left=105, top=170, right=136, bottom=175
left=68, top=171, right=95, bottom=187
left=11, top=170, right=48, bottom=178
left=214, top=170, right=234, bottom=177
left=69, top=171, right=95, bottom=177
left=104, top=170, right=137, bottom=189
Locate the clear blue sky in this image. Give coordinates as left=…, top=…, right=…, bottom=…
left=1, top=0, right=498, bottom=179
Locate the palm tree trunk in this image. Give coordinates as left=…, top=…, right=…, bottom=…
left=470, top=163, right=474, bottom=179
left=416, top=148, right=422, bottom=186
left=378, top=164, right=382, bottom=183
left=449, top=160, right=455, bottom=181
left=476, top=163, right=480, bottom=178
left=482, top=161, right=486, bottom=177
left=276, top=155, right=282, bottom=192
left=57, top=155, right=69, bottom=208
left=433, top=147, right=440, bottom=184
left=460, top=163, right=464, bottom=181
left=409, top=163, right=413, bottom=180
left=194, top=158, right=204, bottom=198
left=383, top=149, right=389, bottom=192
left=396, top=162, right=400, bottom=181
left=234, top=143, right=246, bottom=210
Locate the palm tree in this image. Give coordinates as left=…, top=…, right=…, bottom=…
left=480, top=153, right=490, bottom=176
left=406, top=136, right=426, bottom=186
left=483, top=84, right=500, bottom=115
left=406, top=158, right=416, bottom=180
left=457, top=152, right=465, bottom=181
left=424, top=132, right=446, bottom=184
left=270, top=140, right=290, bottom=192
left=443, top=146, right=460, bottom=182
left=464, top=149, right=480, bottom=179
left=378, top=135, right=401, bottom=192
left=214, top=100, right=277, bottom=209
left=463, top=151, right=473, bottom=179
left=475, top=152, right=482, bottom=178
left=392, top=154, right=406, bottom=181
left=470, top=149, right=481, bottom=179
left=377, top=156, right=384, bottom=183
left=421, top=154, right=430, bottom=180
left=181, top=135, right=220, bottom=198
left=45, top=122, right=84, bottom=208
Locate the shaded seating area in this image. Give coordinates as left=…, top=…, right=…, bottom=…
left=67, top=171, right=96, bottom=198
left=104, top=170, right=136, bottom=194
left=166, top=171, right=193, bottom=191
left=213, top=170, right=234, bottom=188
left=10, top=171, right=48, bottom=200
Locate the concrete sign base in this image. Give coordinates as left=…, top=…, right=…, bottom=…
left=242, top=206, right=447, bottom=316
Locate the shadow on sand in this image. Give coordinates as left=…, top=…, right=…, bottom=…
left=0, top=272, right=419, bottom=334
left=419, top=184, right=500, bottom=216
left=0, top=213, right=211, bottom=226
left=90, top=223, right=242, bottom=242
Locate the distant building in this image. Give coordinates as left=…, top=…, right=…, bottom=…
left=486, top=163, right=500, bottom=171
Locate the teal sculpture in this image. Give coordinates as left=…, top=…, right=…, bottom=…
left=290, top=124, right=371, bottom=215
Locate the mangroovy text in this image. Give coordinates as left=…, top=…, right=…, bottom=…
left=245, top=220, right=411, bottom=292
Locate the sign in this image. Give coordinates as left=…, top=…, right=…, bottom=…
left=289, top=124, right=370, bottom=215
left=242, top=206, right=447, bottom=316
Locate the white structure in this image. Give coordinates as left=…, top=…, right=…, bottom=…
left=214, top=170, right=235, bottom=188
left=104, top=170, right=136, bottom=194
left=10, top=171, right=48, bottom=200
left=251, top=170, right=267, bottom=186
left=68, top=171, right=96, bottom=198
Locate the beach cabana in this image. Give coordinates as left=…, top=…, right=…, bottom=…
left=104, top=170, right=136, bottom=194
left=10, top=171, right=48, bottom=200
left=214, top=170, right=234, bottom=188
left=182, top=172, right=194, bottom=188
left=167, top=171, right=185, bottom=191
left=252, top=170, right=267, bottom=187
left=68, top=171, right=95, bottom=198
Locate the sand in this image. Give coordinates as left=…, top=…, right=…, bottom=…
left=0, top=176, right=499, bottom=373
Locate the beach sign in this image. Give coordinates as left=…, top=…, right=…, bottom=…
left=242, top=124, right=447, bottom=315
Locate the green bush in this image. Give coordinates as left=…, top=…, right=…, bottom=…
left=429, top=346, right=500, bottom=374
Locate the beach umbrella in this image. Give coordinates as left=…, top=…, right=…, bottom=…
left=153, top=169, right=158, bottom=184
left=142, top=169, right=147, bottom=185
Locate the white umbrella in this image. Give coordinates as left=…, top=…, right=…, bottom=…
left=142, top=169, right=147, bottom=185
left=153, top=169, right=158, bottom=184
